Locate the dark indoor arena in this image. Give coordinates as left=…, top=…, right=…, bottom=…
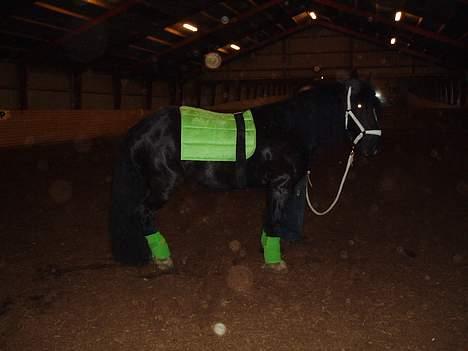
left=0, top=0, right=467, bottom=350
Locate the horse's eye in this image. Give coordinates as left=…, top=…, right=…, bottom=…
left=357, top=104, right=362, bottom=109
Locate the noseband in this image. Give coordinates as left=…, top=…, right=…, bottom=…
left=345, top=86, right=382, bottom=146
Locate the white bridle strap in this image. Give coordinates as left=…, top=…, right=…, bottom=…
left=306, top=86, right=383, bottom=216
left=345, top=86, right=382, bottom=145
left=345, top=86, right=352, bottom=129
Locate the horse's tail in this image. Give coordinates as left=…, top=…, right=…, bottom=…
left=109, top=138, right=151, bottom=265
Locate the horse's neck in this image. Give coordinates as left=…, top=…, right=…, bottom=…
left=309, top=86, right=347, bottom=147
left=251, top=86, right=346, bottom=149
left=251, top=99, right=295, bottom=130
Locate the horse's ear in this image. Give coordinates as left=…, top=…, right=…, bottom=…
left=345, top=78, right=361, bottom=95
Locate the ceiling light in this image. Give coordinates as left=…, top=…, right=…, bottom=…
left=390, top=37, right=396, bottom=45
left=182, top=23, right=198, bottom=32
left=394, top=11, right=402, bottom=22
left=230, top=44, right=240, bottom=51
left=309, top=11, right=317, bottom=20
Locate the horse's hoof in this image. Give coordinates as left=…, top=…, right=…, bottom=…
left=262, top=260, right=288, bottom=274
left=155, top=257, right=174, bottom=272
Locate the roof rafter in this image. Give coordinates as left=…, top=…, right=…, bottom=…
left=91, top=1, right=226, bottom=70
left=222, top=17, right=460, bottom=70
left=82, top=0, right=112, bottom=9
left=313, top=19, right=444, bottom=66
left=54, top=0, right=142, bottom=45
left=135, top=0, right=284, bottom=66
left=11, top=15, right=70, bottom=32
left=224, top=23, right=310, bottom=64
left=34, top=1, right=91, bottom=20
left=313, top=0, right=467, bottom=50
left=220, top=2, right=240, bottom=15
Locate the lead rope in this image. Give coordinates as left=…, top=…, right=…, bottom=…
left=306, top=149, right=354, bottom=215
left=306, top=86, right=381, bottom=216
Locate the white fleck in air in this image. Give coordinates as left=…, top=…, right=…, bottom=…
left=228, top=240, right=241, bottom=253
left=339, top=250, right=349, bottom=260
left=213, top=322, right=226, bottom=336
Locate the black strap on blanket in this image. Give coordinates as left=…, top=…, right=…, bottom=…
left=234, top=112, right=247, bottom=189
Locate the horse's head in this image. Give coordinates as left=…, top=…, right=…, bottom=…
left=344, top=78, right=382, bottom=157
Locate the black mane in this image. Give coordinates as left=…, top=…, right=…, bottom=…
left=251, top=80, right=350, bottom=151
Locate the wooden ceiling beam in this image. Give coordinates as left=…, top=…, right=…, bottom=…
left=11, top=15, right=70, bottom=32
left=313, top=19, right=444, bottom=66
left=146, top=35, right=172, bottom=46
left=200, top=11, right=219, bottom=23
left=224, top=22, right=310, bottom=64
left=220, top=2, right=240, bottom=15
left=223, top=17, right=456, bottom=69
left=137, top=0, right=284, bottom=65
left=164, top=27, right=186, bottom=38
left=20, top=0, right=141, bottom=68
left=129, top=44, right=158, bottom=54
left=276, top=23, right=286, bottom=31
left=54, top=0, right=142, bottom=45
left=34, top=1, right=91, bottom=21
left=82, top=0, right=112, bottom=9
left=0, top=29, right=48, bottom=42
left=100, top=1, right=225, bottom=70
left=313, top=0, right=467, bottom=50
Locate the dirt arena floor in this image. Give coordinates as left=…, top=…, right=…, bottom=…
left=0, top=119, right=467, bottom=350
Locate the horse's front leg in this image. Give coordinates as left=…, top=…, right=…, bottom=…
left=262, top=173, right=294, bottom=273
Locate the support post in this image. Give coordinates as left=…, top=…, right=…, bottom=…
left=169, top=80, right=182, bottom=106
left=112, top=73, right=122, bottom=110
left=70, top=68, right=82, bottom=110
left=17, top=63, right=28, bottom=110
left=194, top=80, right=201, bottom=107
left=210, top=82, right=216, bottom=106
left=460, top=74, right=466, bottom=107
left=144, top=79, right=153, bottom=110
left=223, top=81, right=230, bottom=103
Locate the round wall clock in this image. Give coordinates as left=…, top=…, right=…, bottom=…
left=204, top=52, right=222, bottom=69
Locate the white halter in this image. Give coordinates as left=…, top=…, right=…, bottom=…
left=306, top=86, right=382, bottom=216
left=345, top=86, right=382, bottom=145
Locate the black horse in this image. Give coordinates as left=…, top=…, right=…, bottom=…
left=109, top=77, right=381, bottom=272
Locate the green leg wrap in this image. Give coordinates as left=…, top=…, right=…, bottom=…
left=145, top=232, right=171, bottom=260
left=261, top=230, right=282, bottom=264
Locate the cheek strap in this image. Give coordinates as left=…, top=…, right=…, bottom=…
left=345, top=87, right=382, bottom=145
